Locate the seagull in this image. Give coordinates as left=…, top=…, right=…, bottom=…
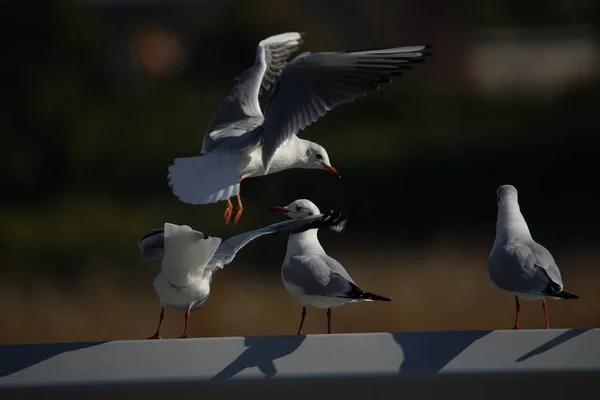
left=167, top=32, right=430, bottom=225
left=270, top=199, right=391, bottom=334
left=488, top=184, right=579, bottom=329
left=138, top=210, right=348, bottom=339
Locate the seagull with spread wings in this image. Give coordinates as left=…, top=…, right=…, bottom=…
left=167, top=32, right=430, bottom=224
left=138, top=209, right=347, bottom=339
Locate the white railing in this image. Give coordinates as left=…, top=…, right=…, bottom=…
left=0, top=329, right=598, bottom=399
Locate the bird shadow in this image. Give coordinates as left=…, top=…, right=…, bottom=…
left=516, top=328, right=591, bottom=363
left=391, top=330, right=491, bottom=374
left=0, top=341, right=106, bottom=378
left=210, top=334, right=306, bottom=381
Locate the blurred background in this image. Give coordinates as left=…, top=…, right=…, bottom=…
left=1, top=0, right=599, bottom=344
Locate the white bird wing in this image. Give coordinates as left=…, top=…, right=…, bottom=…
left=258, top=45, right=430, bottom=173
left=201, top=32, right=305, bottom=154
left=160, top=223, right=222, bottom=286
left=208, top=210, right=348, bottom=272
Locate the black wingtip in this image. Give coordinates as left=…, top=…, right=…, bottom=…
left=557, top=290, right=579, bottom=300
left=345, top=282, right=391, bottom=302
left=318, top=210, right=348, bottom=233
left=361, top=291, right=392, bottom=302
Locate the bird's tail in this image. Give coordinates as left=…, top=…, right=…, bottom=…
left=556, top=290, right=579, bottom=300
left=167, top=153, right=240, bottom=205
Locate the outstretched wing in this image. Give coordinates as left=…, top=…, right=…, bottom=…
left=259, top=45, right=430, bottom=173
left=202, top=32, right=305, bottom=154
left=208, top=210, right=348, bottom=272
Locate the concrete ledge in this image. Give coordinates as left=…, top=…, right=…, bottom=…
left=0, top=329, right=598, bottom=399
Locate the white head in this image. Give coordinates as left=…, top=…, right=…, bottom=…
left=496, top=184, right=519, bottom=208
left=301, top=141, right=340, bottom=178
left=270, top=199, right=321, bottom=219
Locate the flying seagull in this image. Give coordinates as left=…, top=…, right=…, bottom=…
left=167, top=32, right=430, bottom=225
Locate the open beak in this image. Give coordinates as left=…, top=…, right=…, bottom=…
left=322, top=163, right=341, bottom=178
left=269, top=206, right=288, bottom=214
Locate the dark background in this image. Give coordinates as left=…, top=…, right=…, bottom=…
left=1, top=0, right=598, bottom=343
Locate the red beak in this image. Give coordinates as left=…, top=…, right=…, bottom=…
left=269, top=206, right=287, bottom=213
left=323, top=164, right=341, bottom=178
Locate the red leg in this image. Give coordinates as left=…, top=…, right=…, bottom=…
left=147, top=307, right=165, bottom=339
left=513, top=296, right=521, bottom=330
left=180, top=306, right=192, bottom=338
left=542, top=298, right=550, bottom=329
left=326, top=308, right=332, bottom=334
left=232, top=194, right=244, bottom=225
left=297, top=306, right=307, bottom=335
left=224, top=199, right=233, bottom=224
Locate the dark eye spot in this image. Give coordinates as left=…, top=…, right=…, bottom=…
left=315, top=154, right=323, bottom=160
left=296, top=206, right=303, bottom=211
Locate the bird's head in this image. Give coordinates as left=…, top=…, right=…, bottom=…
left=270, top=199, right=321, bottom=219
left=304, top=142, right=340, bottom=178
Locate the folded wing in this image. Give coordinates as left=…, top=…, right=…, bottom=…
left=138, top=228, right=165, bottom=261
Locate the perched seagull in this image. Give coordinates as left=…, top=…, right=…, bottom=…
left=168, top=32, right=430, bottom=225
left=488, top=184, right=579, bottom=329
left=270, top=199, right=391, bottom=334
left=138, top=210, right=348, bottom=339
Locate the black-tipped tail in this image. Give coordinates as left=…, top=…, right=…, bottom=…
left=556, top=290, right=579, bottom=300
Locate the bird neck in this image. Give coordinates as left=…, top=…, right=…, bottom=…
left=266, top=137, right=310, bottom=173
left=495, top=201, right=532, bottom=244
left=286, top=229, right=325, bottom=257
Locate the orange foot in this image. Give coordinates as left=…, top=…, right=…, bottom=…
left=223, top=199, right=233, bottom=224
left=147, top=333, right=162, bottom=340
left=232, top=194, right=244, bottom=225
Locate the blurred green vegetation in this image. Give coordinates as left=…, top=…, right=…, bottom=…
left=1, top=0, right=599, bottom=286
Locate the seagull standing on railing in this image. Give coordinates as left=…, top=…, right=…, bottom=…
left=488, top=184, right=579, bottom=329
left=138, top=210, right=348, bottom=339
left=167, top=31, right=430, bottom=225
left=270, top=199, right=391, bottom=334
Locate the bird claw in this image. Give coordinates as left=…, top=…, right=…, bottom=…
left=147, top=333, right=162, bottom=340
left=180, top=334, right=188, bottom=339
left=224, top=205, right=233, bottom=224
left=232, top=208, right=243, bottom=225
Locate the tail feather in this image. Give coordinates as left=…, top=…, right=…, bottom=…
left=167, top=153, right=240, bottom=205
left=556, top=290, right=579, bottom=300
